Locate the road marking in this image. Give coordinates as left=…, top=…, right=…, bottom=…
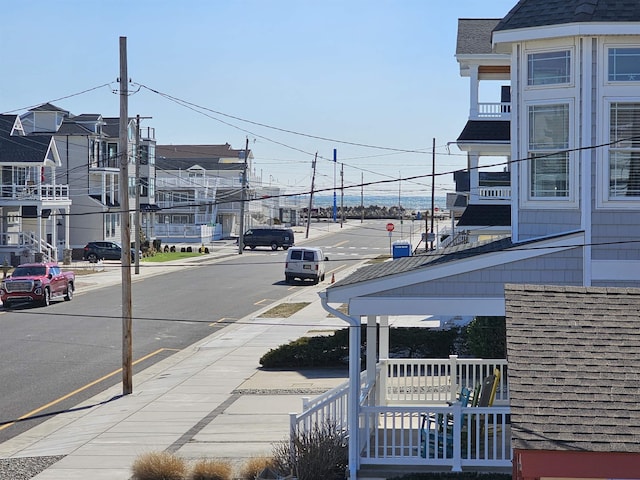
left=254, top=298, right=276, bottom=306
left=331, top=240, right=349, bottom=248
left=0, top=348, right=177, bottom=432
left=209, top=317, right=237, bottom=326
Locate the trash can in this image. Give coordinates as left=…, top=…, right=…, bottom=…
left=392, top=241, right=412, bottom=259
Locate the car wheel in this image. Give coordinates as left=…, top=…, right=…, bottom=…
left=313, top=276, right=319, bottom=285
left=87, top=253, right=98, bottom=263
left=285, top=275, right=292, bottom=284
left=64, top=283, right=74, bottom=301
left=271, top=242, right=279, bottom=251
left=249, top=245, right=256, bottom=250
left=42, top=288, right=51, bottom=307
left=283, top=246, right=290, bottom=250
left=321, top=273, right=325, bottom=282
left=3, top=300, right=11, bottom=309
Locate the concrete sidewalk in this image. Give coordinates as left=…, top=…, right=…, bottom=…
left=0, top=223, right=358, bottom=479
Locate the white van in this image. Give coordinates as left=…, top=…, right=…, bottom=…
left=284, top=247, right=328, bottom=284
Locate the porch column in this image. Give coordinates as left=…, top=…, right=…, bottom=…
left=366, top=315, right=377, bottom=387
left=379, top=315, right=389, bottom=359
left=469, top=64, right=479, bottom=119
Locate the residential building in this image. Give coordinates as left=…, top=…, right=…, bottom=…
left=0, top=113, right=71, bottom=265
left=155, top=144, right=280, bottom=241
left=294, top=1, right=640, bottom=477
left=15, top=103, right=156, bottom=260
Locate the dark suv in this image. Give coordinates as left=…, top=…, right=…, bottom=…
left=83, top=241, right=136, bottom=263
left=242, top=228, right=294, bottom=251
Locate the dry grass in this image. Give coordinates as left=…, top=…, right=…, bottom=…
left=237, top=456, right=276, bottom=480
left=259, top=302, right=310, bottom=318
left=190, top=458, right=232, bottom=480
left=366, top=254, right=391, bottom=264
left=131, top=451, right=186, bottom=480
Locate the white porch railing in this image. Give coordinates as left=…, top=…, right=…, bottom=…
left=478, top=186, right=511, bottom=200
left=1, top=183, right=69, bottom=201
left=291, top=357, right=511, bottom=472
left=475, top=102, right=511, bottom=119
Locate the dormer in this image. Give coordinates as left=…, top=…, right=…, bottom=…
left=20, top=103, right=69, bottom=134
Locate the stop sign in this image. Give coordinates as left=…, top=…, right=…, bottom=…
left=386, top=222, right=395, bottom=232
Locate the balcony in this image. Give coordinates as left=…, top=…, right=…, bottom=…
left=473, top=102, right=511, bottom=120
left=292, top=356, right=511, bottom=474
left=1, top=183, right=69, bottom=201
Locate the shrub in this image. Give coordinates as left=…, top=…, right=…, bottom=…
left=238, top=456, right=276, bottom=480
left=131, top=451, right=187, bottom=480
left=260, top=334, right=348, bottom=368
left=271, top=421, right=347, bottom=480
left=189, top=458, right=232, bottom=480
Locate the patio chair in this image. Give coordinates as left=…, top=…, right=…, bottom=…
left=420, top=369, right=500, bottom=459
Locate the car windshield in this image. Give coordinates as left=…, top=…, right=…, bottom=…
left=12, top=266, right=46, bottom=277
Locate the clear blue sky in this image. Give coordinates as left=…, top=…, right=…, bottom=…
left=1, top=0, right=516, bottom=198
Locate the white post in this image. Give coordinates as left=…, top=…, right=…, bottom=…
left=378, top=315, right=389, bottom=405
left=449, top=355, right=459, bottom=403
left=366, top=315, right=377, bottom=389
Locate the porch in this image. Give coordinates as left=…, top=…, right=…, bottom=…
left=292, top=357, right=511, bottom=476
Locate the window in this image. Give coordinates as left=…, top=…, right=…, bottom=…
left=608, top=48, right=640, bottom=82
left=609, top=103, right=640, bottom=197
left=528, top=104, right=570, bottom=197
left=140, top=177, right=148, bottom=197
left=528, top=50, right=571, bottom=86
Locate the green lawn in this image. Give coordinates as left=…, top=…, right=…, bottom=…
left=141, top=251, right=204, bottom=262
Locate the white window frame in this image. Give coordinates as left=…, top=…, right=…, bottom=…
left=607, top=46, right=640, bottom=83
left=526, top=48, right=574, bottom=88
left=520, top=99, right=579, bottom=209
left=597, top=98, right=640, bottom=209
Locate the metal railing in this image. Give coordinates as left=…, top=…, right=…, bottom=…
left=1, top=183, right=69, bottom=201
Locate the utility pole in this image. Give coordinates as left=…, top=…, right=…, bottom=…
left=238, top=137, right=249, bottom=254
left=305, top=153, right=317, bottom=239
left=360, top=172, right=364, bottom=223
left=119, top=36, right=133, bottom=395
left=430, top=137, right=436, bottom=250
left=134, top=115, right=141, bottom=275
left=333, top=149, right=337, bottom=222
left=340, top=162, right=344, bottom=228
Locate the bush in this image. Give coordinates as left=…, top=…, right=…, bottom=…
left=131, top=451, right=187, bottom=480
left=260, top=333, right=349, bottom=368
left=238, top=456, right=276, bottom=480
left=465, top=316, right=506, bottom=358
left=271, top=421, right=347, bottom=480
left=190, top=458, right=232, bottom=480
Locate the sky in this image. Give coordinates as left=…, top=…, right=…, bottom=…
left=1, top=0, right=516, bottom=200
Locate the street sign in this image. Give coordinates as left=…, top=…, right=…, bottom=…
left=386, top=222, right=395, bottom=232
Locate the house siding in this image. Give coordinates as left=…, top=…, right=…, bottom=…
left=370, top=249, right=583, bottom=297
left=592, top=211, right=640, bottom=260
left=517, top=209, right=581, bottom=239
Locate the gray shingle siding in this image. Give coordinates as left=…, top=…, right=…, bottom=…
left=505, top=284, right=640, bottom=452
left=518, top=210, right=581, bottom=240
left=592, top=212, right=640, bottom=261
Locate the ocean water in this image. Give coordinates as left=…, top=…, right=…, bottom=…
left=309, top=194, right=446, bottom=212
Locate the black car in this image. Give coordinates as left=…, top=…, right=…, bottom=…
left=83, top=241, right=136, bottom=263
left=242, top=228, right=295, bottom=251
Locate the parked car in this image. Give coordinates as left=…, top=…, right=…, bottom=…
left=285, top=246, right=328, bottom=284
left=83, top=241, right=138, bottom=263
left=242, top=228, right=295, bottom=251
left=0, top=262, right=75, bottom=307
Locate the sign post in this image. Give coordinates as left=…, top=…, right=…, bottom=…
left=386, top=222, right=394, bottom=255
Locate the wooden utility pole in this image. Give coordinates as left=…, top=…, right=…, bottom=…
left=305, top=153, right=317, bottom=239
left=360, top=172, right=364, bottom=223
left=119, top=36, right=133, bottom=395
left=238, top=137, right=249, bottom=254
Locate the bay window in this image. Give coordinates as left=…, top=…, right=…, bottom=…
left=608, top=48, right=640, bottom=82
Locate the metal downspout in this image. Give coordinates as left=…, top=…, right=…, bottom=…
left=319, top=291, right=360, bottom=479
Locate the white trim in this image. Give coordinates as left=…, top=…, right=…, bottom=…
left=348, top=297, right=505, bottom=317
left=494, top=23, right=640, bottom=47
left=581, top=37, right=594, bottom=286
left=519, top=98, right=580, bottom=209
left=592, top=260, right=640, bottom=281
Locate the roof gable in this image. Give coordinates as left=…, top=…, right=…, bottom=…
left=505, top=284, right=640, bottom=452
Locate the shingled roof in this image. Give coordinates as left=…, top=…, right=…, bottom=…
left=495, top=0, right=640, bottom=32
left=504, top=284, right=640, bottom=452
left=456, top=19, right=502, bottom=55
left=0, top=115, right=53, bottom=163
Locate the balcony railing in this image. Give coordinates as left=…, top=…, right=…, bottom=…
left=475, top=102, right=511, bottom=119
left=291, top=357, right=511, bottom=473
left=478, top=186, right=511, bottom=200
left=1, top=183, right=69, bottom=201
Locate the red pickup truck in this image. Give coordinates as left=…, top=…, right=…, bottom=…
left=0, top=262, right=75, bottom=308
